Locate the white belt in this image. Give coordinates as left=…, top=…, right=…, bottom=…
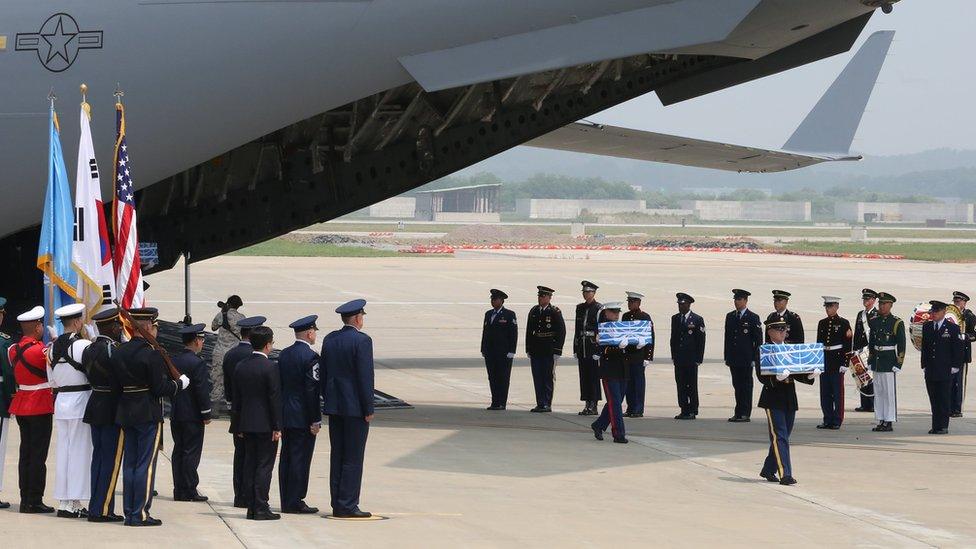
left=874, top=345, right=897, bottom=351
left=18, top=382, right=51, bottom=391
left=824, top=345, right=843, bottom=351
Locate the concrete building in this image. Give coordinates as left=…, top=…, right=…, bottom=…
left=516, top=199, right=646, bottom=219
left=368, top=196, right=416, bottom=218
left=415, top=183, right=501, bottom=222
left=834, top=202, right=975, bottom=224
left=680, top=200, right=811, bottom=221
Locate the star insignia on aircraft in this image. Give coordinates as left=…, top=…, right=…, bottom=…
left=15, top=13, right=103, bottom=73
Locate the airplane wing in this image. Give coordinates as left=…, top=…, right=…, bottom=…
left=525, top=31, right=894, bottom=174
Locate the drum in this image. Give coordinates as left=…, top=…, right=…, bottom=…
left=847, top=350, right=873, bottom=397
left=910, top=303, right=964, bottom=351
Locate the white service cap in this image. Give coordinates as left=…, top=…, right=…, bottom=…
left=54, top=303, right=85, bottom=319
left=625, top=291, right=645, bottom=300
left=602, top=302, right=624, bottom=311
left=17, top=306, right=45, bottom=322
left=822, top=296, right=842, bottom=305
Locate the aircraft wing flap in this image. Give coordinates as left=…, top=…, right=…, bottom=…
left=525, top=123, right=830, bottom=173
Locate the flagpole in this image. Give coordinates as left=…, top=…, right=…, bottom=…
left=46, top=89, right=57, bottom=337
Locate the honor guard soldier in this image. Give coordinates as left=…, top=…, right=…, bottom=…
left=574, top=281, right=603, bottom=415
left=622, top=292, right=653, bottom=418
left=590, top=303, right=629, bottom=443
left=169, top=324, right=213, bottom=503
left=868, top=292, right=905, bottom=432
left=852, top=289, right=879, bottom=412
left=816, top=297, right=853, bottom=430
left=671, top=294, right=705, bottom=419
left=0, top=297, right=15, bottom=509
left=526, top=286, right=566, bottom=412
left=224, top=315, right=266, bottom=508
left=231, top=326, right=282, bottom=520
left=481, top=289, right=517, bottom=410
left=921, top=301, right=964, bottom=434
left=111, top=307, right=190, bottom=526
left=320, top=299, right=375, bottom=519
left=724, top=289, right=763, bottom=422
left=278, top=315, right=322, bottom=515
left=767, top=290, right=804, bottom=344
left=8, top=306, right=55, bottom=514
left=757, top=319, right=815, bottom=486
left=47, top=303, right=94, bottom=518
left=82, top=308, right=125, bottom=523
left=950, top=291, right=974, bottom=417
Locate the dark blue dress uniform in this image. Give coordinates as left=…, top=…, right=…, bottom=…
left=109, top=308, right=184, bottom=526
left=816, top=304, right=852, bottom=429
left=168, top=325, right=213, bottom=502
left=481, top=289, right=518, bottom=409
left=231, top=351, right=283, bottom=518
left=670, top=294, right=705, bottom=418
left=766, top=291, right=805, bottom=344
left=724, top=290, right=763, bottom=421
left=574, top=281, right=603, bottom=413
left=526, top=287, right=566, bottom=412
left=81, top=310, right=124, bottom=522
left=223, top=315, right=265, bottom=508
left=951, top=292, right=974, bottom=416
left=853, top=291, right=879, bottom=411
left=320, top=300, right=374, bottom=517
left=592, top=310, right=629, bottom=443
left=622, top=303, right=653, bottom=417
left=921, top=301, right=964, bottom=433
left=278, top=315, right=323, bottom=514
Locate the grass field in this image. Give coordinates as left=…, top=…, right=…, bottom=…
left=230, top=239, right=407, bottom=258
left=775, top=241, right=976, bottom=262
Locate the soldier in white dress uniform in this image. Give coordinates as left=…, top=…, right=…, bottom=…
left=46, top=303, right=95, bottom=518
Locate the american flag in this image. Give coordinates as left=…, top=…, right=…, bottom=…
left=112, top=103, right=144, bottom=308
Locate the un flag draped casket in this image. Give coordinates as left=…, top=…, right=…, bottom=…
left=598, top=321, right=653, bottom=347
left=759, top=343, right=825, bottom=375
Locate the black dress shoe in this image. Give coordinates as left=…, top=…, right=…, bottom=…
left=855, top=407, right=874, bottom=413
left=251, top=511, right=281, bottom=521
left=333, top=509, right=372, bottom=519
left=234, top=500, right=250, bottom=508
left=89, top=514, right=125, bottom=523
left=816, top=423, right=829, bottom=429
left=760, top=472, right=779, bottom=483
left=127, top=517, right=163, bottom=527
left=21, top=503, right=55, bottom=514
left=729, top=417, right=750, bottom=423
left=929, top=428, right=949, bottom=434
left=0, top=500, right=9, bottom=509
left=531, top=406, right=547, bottom=413
left=613, top=437, right=629, bottom=444
left=779, top=476, right=797, bottom=486
left=674, top=414, right=687, bottom=420
left=57, top=509, right=82, bottom=518
left=282, top=503, right=319, bottom=514
left=828, top=425, right=841, bottom=430
left=107, top=513, right=125, bottom=522
left=950, top=412, right=963, bottom=418
left=540, top=406, right=551, bottom=413
left=591, top=423, right=604, bottom=441
left=486, top=405, right=505, bottom=411
left=871, top=423, right=885, bottom=432
left=178, top=494, right=209, bottom=502
left=630, top=412, right=643, bottom=418
left=577, top=407, right=590, bottom=416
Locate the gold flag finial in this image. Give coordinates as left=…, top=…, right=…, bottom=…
left=114, top=83, right=124, bottom=106
left=80, top=83, right=91, bottom=120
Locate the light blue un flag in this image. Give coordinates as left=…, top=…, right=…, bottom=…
left=37, top=105, right=80, bottom=336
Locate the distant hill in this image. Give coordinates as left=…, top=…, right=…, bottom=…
left=452, top=147, right=976, bottom=199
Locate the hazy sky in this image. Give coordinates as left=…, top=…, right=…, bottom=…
left=587, top=1, right=974, bottom=157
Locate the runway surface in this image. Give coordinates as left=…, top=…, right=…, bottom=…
left=2, top=250, right=974, bottom=547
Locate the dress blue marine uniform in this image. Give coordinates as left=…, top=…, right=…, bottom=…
left=320, top=300, right=374, bottom=518
left=921, top=301, right=964, bottom=434
left=816, top=298, right=852, bottom=429
left=168, top=324, right=213, bottom=502
left=525, top=286, right=566, bottom=412
left=223, top=315, right=266, bottom=508
left=481, top=289, right=518, bottom=409
left=622, top=292, right=654, bottom=418
left=724, top=290, right=763, bottom=421
left=278, top=315, right=323, bottom=514
left=81, top=309, right=124, bottom=522
left=670, top=294, right=706, bottom=418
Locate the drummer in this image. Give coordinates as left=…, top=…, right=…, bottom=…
left=757, top=318, right=815, bottom=486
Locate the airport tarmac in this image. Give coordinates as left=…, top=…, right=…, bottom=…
left=2, top=250, right=975, bottom=548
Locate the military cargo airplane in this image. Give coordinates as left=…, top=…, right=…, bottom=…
left=0, top=0, right=900, bottom=311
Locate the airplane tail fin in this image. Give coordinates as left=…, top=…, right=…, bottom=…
left=782, top=30, right=894, bottom=156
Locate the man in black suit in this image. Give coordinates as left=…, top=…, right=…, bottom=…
left=169, top=324, right=213, bottom=502
left=724, top=289, right=763, bottom=422
left=321, top=299, right=375, bottom=519
left=921, top=300, right=964, bottom=434
left=481, top=289, right=518, bottom=410
left=223, top=316, right=265, bottom=508
left=670, top=293, right=705, bottom=419
left=231, top=326, right=282, bottom=520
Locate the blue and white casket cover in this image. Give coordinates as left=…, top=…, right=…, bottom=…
left=759, top=343, right=825, bottom=375
left=598, top=321, right=653, bottom=347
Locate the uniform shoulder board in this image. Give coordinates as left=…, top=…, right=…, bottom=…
left=552, top=306, right=561, bottom=313
left=0, top=331, right=10, bottom=340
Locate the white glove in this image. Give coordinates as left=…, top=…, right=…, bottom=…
left=643, top=360, right=651, bottom=368
left=892, top=367, right=901, bottom=374
left=618, top=339, right=628, bottom=349
left=952, top=368, right=960, bottom=374
left=776, top=369, right=791, bottom=382
left=178, top=374, right=190, bottom=390
left=839, top=366, right=849, bottom=374
left=506, top=352, right=515, bottom=359
left=807, top=368, right=822, bottom=381
left=592, top=354, right=600, bottom=361
left=636, top=341, right=646, bottom=349
left=553, top=356, right=559, bottom=365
